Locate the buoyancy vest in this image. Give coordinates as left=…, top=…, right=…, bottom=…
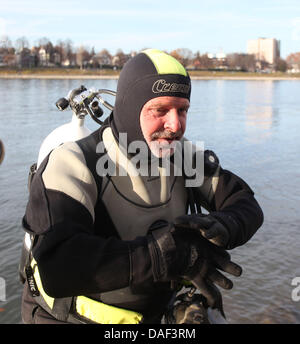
left=20, top=125, right=193, bottom=324
left=88, top=127, right=189, bottom=320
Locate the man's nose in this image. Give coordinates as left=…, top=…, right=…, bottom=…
left=164, top=109, right=181, bottom=133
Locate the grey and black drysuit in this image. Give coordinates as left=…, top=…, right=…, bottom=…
left=20, top=118, right=263, bottom=324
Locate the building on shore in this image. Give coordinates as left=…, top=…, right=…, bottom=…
left=247, top=38, right=280, bottom=66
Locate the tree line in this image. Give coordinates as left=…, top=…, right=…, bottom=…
left=0, top=36, right=130, bottom=69
left=0, top=35, right=297, bottom=72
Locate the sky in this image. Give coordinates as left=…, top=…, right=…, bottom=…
left=0, top=0, right=300, bottom=58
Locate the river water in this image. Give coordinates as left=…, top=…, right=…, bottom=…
left=0, top=78, right=299, bottom=324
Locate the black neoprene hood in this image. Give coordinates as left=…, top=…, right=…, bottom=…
left=111, top=49, right=191, bottom=147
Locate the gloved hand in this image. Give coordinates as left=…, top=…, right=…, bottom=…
left=174, top=213, right=230, bottom=248
left=147, top=223, right=242, bottom=310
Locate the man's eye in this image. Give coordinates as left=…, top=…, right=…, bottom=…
left=152, top=108, right=166, bottom=116
left=179, top=108, right=188, bottom=115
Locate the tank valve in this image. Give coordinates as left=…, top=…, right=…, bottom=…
left=56, top=98, right=70, bottom=111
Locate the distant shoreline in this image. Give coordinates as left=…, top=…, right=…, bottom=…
left=1, top=74, right=300, bottom=81
left=0, top=74, right=119, bottom=79
left=0, top=71, right=300, bottom=81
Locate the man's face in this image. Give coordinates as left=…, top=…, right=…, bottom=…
left=140, top=96, right=190, bottom=158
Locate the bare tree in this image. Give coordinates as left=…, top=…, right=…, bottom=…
left=170, top=48, right=193, bottom=67
left=227, top=53, right=255, bottom=72
left=192, top=51, right=204, bottom=69
left=0, top=36, right=15, bottom=65
left=198, top=54, right=214, bottom=70
left=274, top=57, right=287, bottom=72
left=113, top=49, right=130, bottom=68
left=170, top=50, right=183, bottom=64
left=0, top=35, right=12, bottom=50
left=36, top=37, right=50, bottom=48
left=97, top=49, right=112, bottom=66
left=56, top=39, right=74, bottom=65
left=15, top=36, right=29, bottom=52
left=177, top=48, right=194, bottom=67
left=76, top=46, right=91, bottom=69
left=64, top=39, right=74, bottom=62
left=286, top=52, right=300, bottom=70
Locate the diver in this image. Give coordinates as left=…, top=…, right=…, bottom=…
left=20, top=49, right=263, bottom=324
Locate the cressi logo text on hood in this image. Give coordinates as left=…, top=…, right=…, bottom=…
left=152, top=79, right=190, bottom=95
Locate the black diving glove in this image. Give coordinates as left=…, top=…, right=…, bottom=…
left=174, top=213, right=230, bottom=248
left=147, top=223, right=242, bottom=309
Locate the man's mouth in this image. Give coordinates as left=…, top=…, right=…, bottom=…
left=157, top=138, right=174, bottom=144
left=151, top=130, right=182, bottom=142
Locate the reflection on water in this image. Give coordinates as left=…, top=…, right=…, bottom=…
left=245, top=81, right=277, bottom=144
left=1, top=79, right=300, bottom=324
left=215, top=80, right=226, bottom=123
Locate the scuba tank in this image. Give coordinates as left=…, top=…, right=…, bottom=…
left=20, top=85, right=116, bottom=281
left=37, top=85, right=116, bottom=168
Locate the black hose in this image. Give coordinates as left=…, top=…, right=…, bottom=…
left=96, top=89, right=116, bottom=111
